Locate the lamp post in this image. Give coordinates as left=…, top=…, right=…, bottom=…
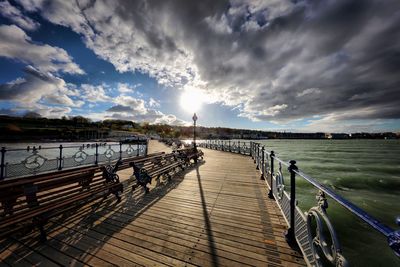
left=192, top=113, right=198, bottom=149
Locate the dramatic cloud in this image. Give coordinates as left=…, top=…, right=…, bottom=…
left=14, top=0, right=400, bottom=130
left=0, top=24, right=84, bottom=74
left=0, top=65, right=80, bottom=107
left=105, top=95, right=187, bottom=125
left=0, top=0, right=40, bottom=30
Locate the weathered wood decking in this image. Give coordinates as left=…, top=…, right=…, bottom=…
left=0, top=145, right=305, bottom=266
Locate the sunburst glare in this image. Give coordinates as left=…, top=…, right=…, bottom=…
left=180, top=89, right=205, bottom=113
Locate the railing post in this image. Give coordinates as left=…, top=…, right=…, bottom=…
left=0, top=147, right=6, bottom=180
left=145, top=139, right=149, bottom=156
left=254, top=143, right=257, bottom=163
left=229, top=140, right=231, bottom=152
left=95, top=143, right=99, bottom=165
left=268, top=151, right=275, bottom=199
left=261, top=146, right=265, bottom=180
left=285, top=160, right=299, bottom=248
left=58, top=145, right=63, bottom=170
left=119, top=141, right=122, bottom=160
left=136, top=137, right=140, bottom=156
left=238, top=141, right=241, bottom=154
left=256, top=144, right=260, bottom=169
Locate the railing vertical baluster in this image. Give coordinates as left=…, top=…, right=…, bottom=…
left=254, top=143, right=257, bottom=163
left=0, top=147, right=6, bottom=180
left=137, top=138, right=140, bottom=156
left=256, top=144, right=260, bottom=169
left=229, top=140, right=231, bottom=152
left=145, top=139, right=149, bottom=156
left=95, top=143, right=99, bottom=165
left=58, top=145, right=63, bottom=170
left=119, top=141, right=123, bottom=160
left=285, top=160, right=299, bottom=247
left=238, top=141, right=241, bottom=154
left=268, top=151, right=275, bottom=199
left=261, top=146, right=265, bottom=180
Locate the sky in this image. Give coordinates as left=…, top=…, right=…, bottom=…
left=0, top=0, right=399, bottom=133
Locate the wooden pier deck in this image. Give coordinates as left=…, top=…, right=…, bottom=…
left=0, top=145, right=305, bottom=266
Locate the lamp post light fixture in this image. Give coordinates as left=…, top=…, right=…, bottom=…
left=192, top=113, right=198, bottom=149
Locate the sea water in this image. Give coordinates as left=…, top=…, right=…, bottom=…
left=248, top=139, right=400, bottom=266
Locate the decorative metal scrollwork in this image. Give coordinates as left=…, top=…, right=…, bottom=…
left=275, top=162, right=285, bottom=200
left=139, top=144, right=145, bottom=153
left=104, top=145, right=115, bottom=159
left=126, top=145, right=135, bottom=155
left=73, top=147, right=88, bottom=163
left=307, top=191, right=348, bottom=267
left=22, top=149, right=47, bottom=170
left=388, top=216, right=400, bottom=257
left=264, top=155, right=270, bottom=174
left=231, top=142, right=237, bottom=151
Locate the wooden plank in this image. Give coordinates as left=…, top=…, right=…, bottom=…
left=1, top=143, right=305, bottom=267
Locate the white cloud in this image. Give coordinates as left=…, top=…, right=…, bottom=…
left=81, top=84, right=112, bottom=102
left=118, top=82, right=141, bottom=93
left=0, top=66, right=77, bottom=105
left=104, top=95, right=187, bottom=125
left=0, top=0, right=40, bottom=30
left=148, top=98, right=160, bottom=108
left=114, top=95, right=147, bottom=114
left=0, top=24, right=84, bottom=74
left=297, top=88, right=321, bottom=97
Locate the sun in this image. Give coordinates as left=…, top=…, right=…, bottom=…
left=180, top=89, right=204, bottom=113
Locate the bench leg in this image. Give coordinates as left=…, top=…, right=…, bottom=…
left=38, top=224, right=47, bottom=242
left=115, top=192, right=121, bottom=203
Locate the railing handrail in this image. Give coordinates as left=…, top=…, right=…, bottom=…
left=293, top=168, right=393, bottom=236
left=198, top=139, right=400, bottom=264
left=0, top=140, right=148, bottom=180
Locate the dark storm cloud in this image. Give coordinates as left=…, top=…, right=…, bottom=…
left=16, top=0, right=400, bottom=123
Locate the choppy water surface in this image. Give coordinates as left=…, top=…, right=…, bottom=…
left=254, top=139, right=400, bottom=266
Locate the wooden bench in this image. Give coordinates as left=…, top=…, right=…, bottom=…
left=130, top=153, right=185, bottom=193
left=0, top=160, right=123, bottom=241
left=176, top=148, right=204, bottom=164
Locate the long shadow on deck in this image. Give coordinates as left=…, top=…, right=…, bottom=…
left=1, top=162, right=205, bottom=266
left=196, top=166, right=220, bottom=267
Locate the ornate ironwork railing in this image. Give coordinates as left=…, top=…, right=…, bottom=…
left=0, top=139, right=148, bottom=180
left=198, top=139, right=400, bottom=266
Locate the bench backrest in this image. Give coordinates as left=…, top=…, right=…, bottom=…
left=0, top=152, right=164, bottom=218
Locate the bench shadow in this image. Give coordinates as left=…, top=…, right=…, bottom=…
left=1, top=162, right=205, bottom=266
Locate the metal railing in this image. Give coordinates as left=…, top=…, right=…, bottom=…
left=198, top=139, right=400, bottom=266
left=0, top=139, right=148, bottom=180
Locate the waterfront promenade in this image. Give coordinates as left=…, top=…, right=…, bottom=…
left=0, top=142, right=305, bottom=266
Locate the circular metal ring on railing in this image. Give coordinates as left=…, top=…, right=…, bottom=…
left=73, top=147, right=88, bottom=163
left=104, top=146, right=115, bottom=159
left=22, top=150, right=47, bottom=170
left=126, top=145, right=135, bottom=155
left=306, top=191, right=348, bottom=267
